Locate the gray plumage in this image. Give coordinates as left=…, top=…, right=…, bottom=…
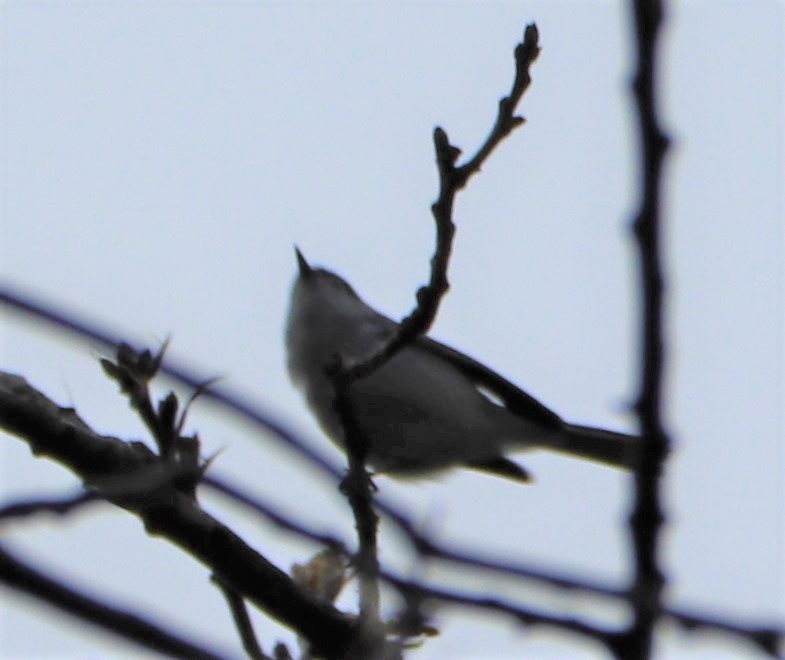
left=286, top=249, right=638, bottom=483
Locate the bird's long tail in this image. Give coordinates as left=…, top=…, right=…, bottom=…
left=547, top=424, right=639, bottom=470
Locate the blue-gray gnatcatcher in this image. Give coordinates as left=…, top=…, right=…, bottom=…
left=286, top=249, right=637, bottom=483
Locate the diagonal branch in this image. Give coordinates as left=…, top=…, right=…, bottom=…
left=2, top=293, right=781, bottom=656
left=213, top=575, right=269, bottom=660
left=0, top=542, right=228, bottom=659
left=0, top=371, right=357, bottom=659
left=0, top=490, right=102, bottom=521
left=342, top=23, right=541, bottom=384
left=0, top=284, right=346, bottom=484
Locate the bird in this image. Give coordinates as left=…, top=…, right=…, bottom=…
left=286, top=248, right=638, bottom=483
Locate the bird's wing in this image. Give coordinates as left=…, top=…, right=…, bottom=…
left=415, top=335, right=563, bottom=431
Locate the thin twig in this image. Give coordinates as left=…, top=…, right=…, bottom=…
left=204, top=474, right=348, bottom=554
left=382, top=570, right=783, bottom=658
left=456, top=23, right=541, bottom=183
left=101, top=343, right=204, bottom=491
left=324, top=26, right=542, bottom=653
left=668, top=606, right=783, bottom=658
left=0, top=490, right=102, bottom=522
left=342, top=23, right=541, bottom=383
left=213, top=575, right=269, bottom=660
left=341, top=436, right=382, bottom=628
left=385, top=570, right=621, bottom=653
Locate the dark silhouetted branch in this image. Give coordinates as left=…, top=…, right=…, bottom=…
left=0, top=370, right=357, bottom=659
left=3, top=298, right=780, bottom=656
left=0, top=542, right=228, bottom=659
left=625, top=1, right=672, bottom=659
left=213, top=575, right=269, bottom=660
left=325, top=28, right=542, bottom=655
left=0, top=285, right=345, bottom=484
left=0, top=490, right=101, bottom=522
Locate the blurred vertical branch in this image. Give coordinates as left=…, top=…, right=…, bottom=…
left=624, top=1, right=672, bottom=659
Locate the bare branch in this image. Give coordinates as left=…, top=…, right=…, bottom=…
left=667, top=606, right=783, bottom=658
left=204, top=474, right=349, bottom=554
left=341, top=23, right=541, bottom=383
left=0, top=371, right=357, bottom=658
left=322, top=28, right=542, bottom=654
left=0, top=542, right=228, bottom=659
left=0, top=285, right=346, bottom=484
left=382, top=571, right=784, bottom=659
left=340, top=452, right=382, bottom=635
left=213, top=575, right=269, bottom=660
left=0, top=490, right=101, bottom=522
left=0, top=13, right=780, bottom=659
left=385, top=570, right=621, bottom=654
left=456, top=23, right=541, bottom=184
left=625, top=1, right=672, bottom=658
left=102, top=343, right=204, bottom=496
left=2, top=297, right=782, bottom=656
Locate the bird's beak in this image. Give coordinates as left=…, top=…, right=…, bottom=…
left=294, top=246, right=312, bottom=277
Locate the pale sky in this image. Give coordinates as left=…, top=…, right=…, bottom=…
left=1, top=3, right=783, bottom=659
